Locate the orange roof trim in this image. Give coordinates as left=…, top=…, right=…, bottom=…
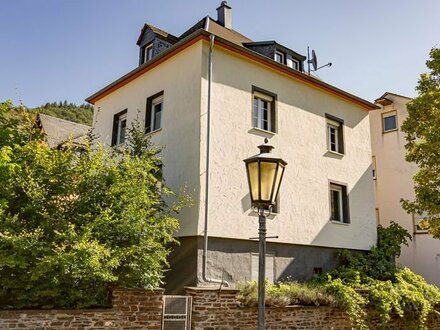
left=87, top=30, right=378, bottom=110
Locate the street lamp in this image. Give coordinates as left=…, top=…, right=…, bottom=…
left=244, top=139, right=287, bottom=330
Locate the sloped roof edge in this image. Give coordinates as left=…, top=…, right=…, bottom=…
left=86, top=29, right=378, bottom=110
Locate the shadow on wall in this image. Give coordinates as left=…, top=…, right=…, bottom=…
left=310, top=165, right=376, bottom=250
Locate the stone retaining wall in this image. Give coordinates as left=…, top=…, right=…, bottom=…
left=186, top=286, right=440, bottom=330
left=0, top=288, right=163, bottom=329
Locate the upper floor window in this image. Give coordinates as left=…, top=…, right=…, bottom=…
left=145, top=91, right=164, bottom=133
left=111, top=109, right=127, bottom=146
left=382, top=111, right=397, bottom=132
left=291, top=59, right=299, bottom=70
left=252, top=87, right=276, bottom=133
left=142, top=44, right=154, bottom=64
left=329, top=182, right=349, bottom=224
left=275, top=51, right=284, bottom=64
left=326, top=114, right=344, bottom=154
left=372, top=155, right=377, bottom=180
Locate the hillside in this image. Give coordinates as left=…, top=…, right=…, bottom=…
left=33, top=101, right=93, bottom=125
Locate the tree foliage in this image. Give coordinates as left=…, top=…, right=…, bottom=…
left=32, top=101, right=93, bottom=125
left=0, top=101, right=185, bottom=308
left=401, top=47, right=440, bottom=238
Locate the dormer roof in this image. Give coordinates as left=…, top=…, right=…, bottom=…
left=136, top=24, right=179, bottom=46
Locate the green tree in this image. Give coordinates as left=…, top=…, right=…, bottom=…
left=401, top=47, right=440, bottom=238
left=0, top=101, right=186, bottom=308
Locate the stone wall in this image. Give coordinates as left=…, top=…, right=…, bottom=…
left=186, top=287, right=440, bottom=330
left=0, top=288, right=163, bottom=329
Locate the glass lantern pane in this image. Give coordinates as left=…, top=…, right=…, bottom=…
left=247, top=162, right=259, bottom=201
left=272, top=164, right=285, bottom=203
left=260, top=161, right=277, bottom=201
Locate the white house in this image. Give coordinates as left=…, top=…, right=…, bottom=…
left=87, top=2, right=378, bottom=292
left=371, top=92, right=440, bottom=287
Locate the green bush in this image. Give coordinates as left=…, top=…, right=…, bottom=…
left=0, top=101, right=188, bottom=308
left=238, top=223, right=440, bottom=329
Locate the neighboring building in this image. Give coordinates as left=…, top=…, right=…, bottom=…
left=371, top=92, right=440, bottom=287
left=36, top=113, right=91, bottom=150
left=87, top=2, right=378, bottom=292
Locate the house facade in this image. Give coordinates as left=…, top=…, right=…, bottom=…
left=371, top=92, right=440, bottom=287
left=88, top=3, right=378, bottom=292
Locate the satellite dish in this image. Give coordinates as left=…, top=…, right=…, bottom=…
left=310, top=50, right=318, bottom=71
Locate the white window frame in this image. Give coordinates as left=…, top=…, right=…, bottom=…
left=150, top=95, right=163, bottom=132
left=413, top=212, right=429, bottom=234
left=382, top=111, right=398, bottom=133
left=275, top=51, right=284, bottom=64
left=330, top=184, right=344, bottom=222
left=143, top=44, right=153, bottom=63
left=253, top=91, right=274, bottom=133
left=291, top=59, right=300, bottom=70
left=327, top=119, right=340, bottom=153
left=116, top=113, right=127, bottom=145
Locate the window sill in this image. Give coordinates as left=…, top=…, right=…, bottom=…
left=382, top=129, right=398, bottom=134
left=249, top=127, right=276, bottom=136
left=146, top=128, right=162, bottom=136
left=330, top=220, right=350, bottom=226
left=324, top=150, right=344, bottom=158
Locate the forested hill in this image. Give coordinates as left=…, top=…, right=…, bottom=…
left=33, top=101, right=93, bottom=125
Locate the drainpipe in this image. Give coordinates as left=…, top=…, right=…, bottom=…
left=202, top=33, right=230, bottom=287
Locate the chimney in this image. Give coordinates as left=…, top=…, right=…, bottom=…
left=216, top=1, right=232, bottom=29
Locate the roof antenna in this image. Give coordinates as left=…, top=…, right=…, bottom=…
left=307, top=47, right=332, bottom=75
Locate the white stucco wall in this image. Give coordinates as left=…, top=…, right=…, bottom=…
left=92, top=42, right=204, bottom=237
left=91, top=39, right=377, bottom=251
left=201, top=43, right=377, bottom=250
left=370, top=94, right=440, bottom=286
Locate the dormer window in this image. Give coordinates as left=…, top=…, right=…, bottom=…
left=142, top=44, right=154, bottom=64
left=275, top=51, right=284, bottom=64
left=291, top=59, right=300, bottom=70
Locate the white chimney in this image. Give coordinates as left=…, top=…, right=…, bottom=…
left=217, top=1, right=232, bottom=29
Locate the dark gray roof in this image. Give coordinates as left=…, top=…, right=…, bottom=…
left=37, top=113, right=91, bottom=148
left=180, top=16, right=252, bottom=45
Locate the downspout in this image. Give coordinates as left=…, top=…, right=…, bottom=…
left=202, top=33, right=230, bottom=287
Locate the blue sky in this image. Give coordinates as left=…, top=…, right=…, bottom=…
left=1, top=0, right=439, bottom=107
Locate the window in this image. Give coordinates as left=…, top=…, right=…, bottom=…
left=372, top=156, right=377, bottom=180
left=413, top=212, right=429, bottom=233
left=111, top=109, right=127, bottom=146
left=275, top=51, right=284, bottom=64
left=382, top=111, right=397, bottom=132
left=252, top=87, right=276, bottom=133
left=291, top=59, right=299, bottom=70
left=329, top=183, right=349, bottom=223
left=326, top=114, right=344, bottom=154
left=145, top=91, right=164, bottom=133
left=142, top=44, right=154, bottom=63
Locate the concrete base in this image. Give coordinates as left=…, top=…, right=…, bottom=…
left=164, top=236, right=366, bottom=294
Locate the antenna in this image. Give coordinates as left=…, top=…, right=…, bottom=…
left=307, top=47, right=332, bottom=74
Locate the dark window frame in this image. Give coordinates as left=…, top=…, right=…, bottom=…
left=145, top=91, right=164, bottom=133
left=329, top=181, right=350, bottom=224
left=325, top=113, right=345, bottom=154
left=382, top=111, right=398, bottom=133
left=111, top=109, right=128, bottom=146
left=252, top=86, right=277, bottom=133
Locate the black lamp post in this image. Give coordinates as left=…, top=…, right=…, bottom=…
left=244, top=140, right=287, bottom=330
